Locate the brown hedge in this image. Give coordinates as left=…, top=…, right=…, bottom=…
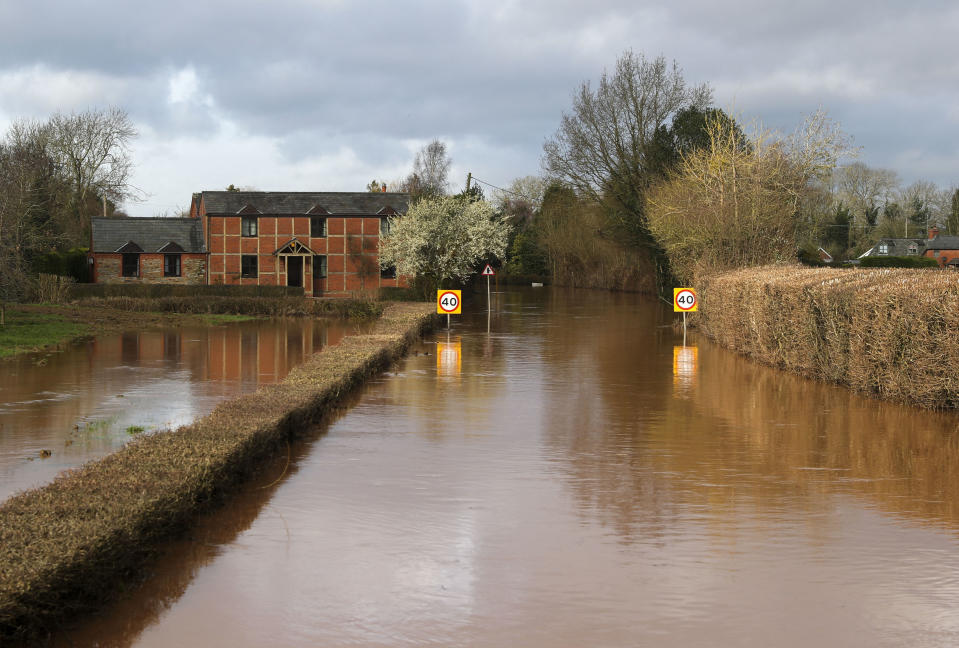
left=695, top=265, right=959, bottom=408
left=0, top=303, right=436, bottom=643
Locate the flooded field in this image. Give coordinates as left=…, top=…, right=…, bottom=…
left=0, top=317, right=368, bottom=501
left=53, top=288, right=959, bottom=647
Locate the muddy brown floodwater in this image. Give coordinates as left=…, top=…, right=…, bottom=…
left=52, top=288, right=959, bottom=647
left=0, top=317, right=368, bottom=501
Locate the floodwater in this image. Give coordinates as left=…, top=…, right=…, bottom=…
left=0, top=317, right=366, bottom=501
left=55, top=288, right=959, bottom=647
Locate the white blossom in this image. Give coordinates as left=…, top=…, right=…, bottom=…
left=379, top=196, right=511, bottom=284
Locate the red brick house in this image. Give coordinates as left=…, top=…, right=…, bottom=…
left=922, top=227, right=959, bottom=268
left=90, top=191, right=409, bottom=297
left=90, top=217, right=207, bottom=284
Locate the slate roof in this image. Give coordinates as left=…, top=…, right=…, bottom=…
left=925, top=235, right=959, bottom=250
left=198, top=191, right=409, bottom=216
left=862, top=238, right=927, bottom=257
left=91, top=217, right=206, bottom=253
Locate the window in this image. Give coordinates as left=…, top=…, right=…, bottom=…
left=164, top=254, right=181, bottom=277
left=241, top=255, right=258, bottom=278
left=241, top=216, right=258, bottom=237
left=311, top=216, right=327, bottom=238
left=313, top=255, right=327, bottom=279
left=908, top=244, right=918, bottom=255
left=122, top=253, right=139, bottom=277
left=380, top=217, right=392, bottom=236
left=380, top=264, right=397, bottom=279
left=878, top=243, right=889, bottom=255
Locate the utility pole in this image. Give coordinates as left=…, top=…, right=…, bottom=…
left=466, top=172, right=471, bottom=194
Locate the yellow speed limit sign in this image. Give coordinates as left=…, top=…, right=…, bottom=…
left=673, top=288, right=698, bottom=312
left=437, top=289, right=462, bottom=315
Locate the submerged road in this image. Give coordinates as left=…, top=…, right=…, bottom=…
left=57, top=288, right=959, bottom=647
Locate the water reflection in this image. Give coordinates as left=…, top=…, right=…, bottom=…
left=0, top=318, right=363, bottom=500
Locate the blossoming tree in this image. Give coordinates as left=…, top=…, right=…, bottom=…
left=379, top=195, right=511, bottom=298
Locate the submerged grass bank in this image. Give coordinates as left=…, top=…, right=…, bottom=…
left=0, top=302, right=436, bottom=643
left=0, top=296, right=382, bottom=360
left=696, top=265, right=959, bottom=408
left=0, top=310, right=88, bottom=358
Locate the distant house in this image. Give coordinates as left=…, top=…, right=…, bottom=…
left=90, top=217, right=207, bottom=284
left=90, top=191, right=410, bottom=297
left=859, top=226, right=959, bottom=268
left=921, top=227, right=959, bottom=268
left=859, top=235, right=928, bottom=259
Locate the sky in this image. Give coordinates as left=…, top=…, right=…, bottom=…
left=0, top=0, right=956, bottom=216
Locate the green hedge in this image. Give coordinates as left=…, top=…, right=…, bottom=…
left=68, top=283, right=304, bottom=299
left=858, top=255, right=939, bottom=268
left=32, top=248, right=91, bottom=283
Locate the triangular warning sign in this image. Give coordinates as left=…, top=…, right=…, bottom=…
left=481, top=264, right=495, bottom=276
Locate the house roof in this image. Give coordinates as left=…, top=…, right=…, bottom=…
left=91, top=217, right=206, bottom=253
left=862, top=238, right=927, bottom=257
left=198, top=191, right=410, bottom=216
left=925, top=235, right=959, bottom=250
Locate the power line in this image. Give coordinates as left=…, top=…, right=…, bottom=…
left=470, top=176, right=540, bottom=204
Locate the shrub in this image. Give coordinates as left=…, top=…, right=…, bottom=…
left=859, top=255, right=939, bottom=268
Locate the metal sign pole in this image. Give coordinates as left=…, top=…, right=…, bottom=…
left=683, top=311, right=687, bottom=347
left=487, top=274, right=491, bottom=311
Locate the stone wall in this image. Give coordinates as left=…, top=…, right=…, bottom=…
left=94, top=254, right=206, bottom=284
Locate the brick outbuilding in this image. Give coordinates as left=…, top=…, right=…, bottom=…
left=90, top=217, right=207, bottom=284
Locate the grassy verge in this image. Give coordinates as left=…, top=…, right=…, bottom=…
left=0, top=310, right=88, bottom=359
left=0, top=303, right=436, bottom=643
left=696, top=264, right=959, bottom=408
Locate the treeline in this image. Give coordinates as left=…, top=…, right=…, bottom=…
left=0, top=107, right=137, bottom=304
left=816, top=164, right=959, bottom=261
left=500, top=50, right=954, bottom=293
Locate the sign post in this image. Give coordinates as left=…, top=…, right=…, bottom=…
left=437, top=289, right=462, bottom=329
left=673, top=287, right=698, bottom=346
left=481, top=264, right=495, bottom=311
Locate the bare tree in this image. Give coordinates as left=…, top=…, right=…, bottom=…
left=46, top=107, right=138, bottom=242
left=404, top=139, right=451, bottom=198
left=835, top=162, right=899, bottom=227
left=542, top=51, right=711, bottom=251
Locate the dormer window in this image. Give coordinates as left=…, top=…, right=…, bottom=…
left=242, top=216, right=258, bottom=237
left=908, top=244, right=918, bottom=255
left=878, top=242, right=889, bottom=255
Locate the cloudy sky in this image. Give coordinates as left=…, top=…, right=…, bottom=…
left=1, top=0, right=956, bottom=216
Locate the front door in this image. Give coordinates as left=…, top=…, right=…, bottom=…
left=287, top=256, right=303, bottom=287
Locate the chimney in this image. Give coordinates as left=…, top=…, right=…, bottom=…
left=928, top=226, right=940, bottom=240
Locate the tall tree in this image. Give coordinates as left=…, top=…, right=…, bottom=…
left=834, top=162, right=899, bottom=230
left=0, top=122, right=66, bottom=319
left=401, top=139, right=451, bottom=199
left=46, top=107, right=138, bottom=243
left=542, top=51, right=711, bottom=284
